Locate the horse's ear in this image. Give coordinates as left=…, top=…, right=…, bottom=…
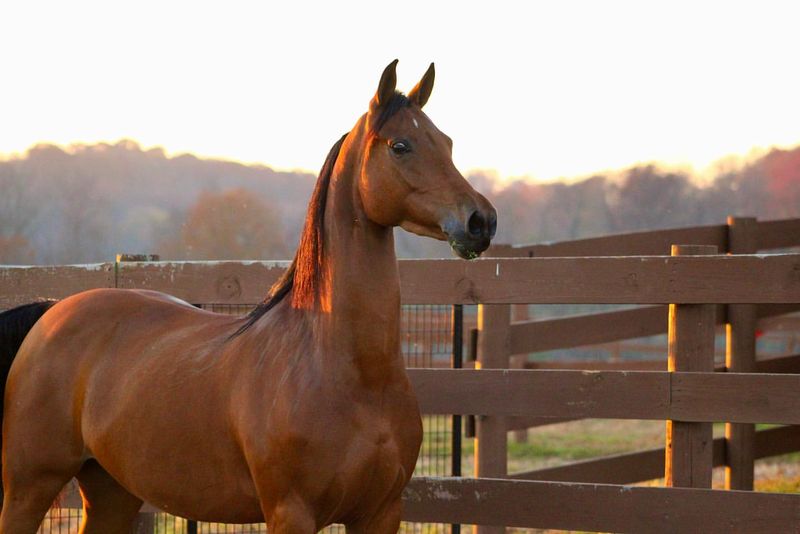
left=408, top=62, right=435, bottom=108
left=371, top=59, right=399, bottom=110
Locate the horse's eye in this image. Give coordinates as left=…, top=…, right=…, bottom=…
left=389, top=139, right=411, bottom=156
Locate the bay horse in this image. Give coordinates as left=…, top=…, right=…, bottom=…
left=0, top=60, right=497, bottom=533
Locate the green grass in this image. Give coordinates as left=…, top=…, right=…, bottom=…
left=503, top=419, right=665, bottom=474
left=508, top=435, right=622, bottom=461
left=757, top=475, right=800, bottom=493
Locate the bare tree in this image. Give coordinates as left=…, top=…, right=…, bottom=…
left=0, top=164, right=40, bottom=264
left=159, top=188, right=289, bottom=260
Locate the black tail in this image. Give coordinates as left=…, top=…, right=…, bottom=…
left=0, top=300, right=57, bottom=379
left=0, top=300, right=58, bottom=413
left=0, top=300, right=57, bottom=504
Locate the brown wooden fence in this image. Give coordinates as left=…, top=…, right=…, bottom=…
left=2, top=215, right=800, bottom=532
left=454, top=216, right=800, bottom=533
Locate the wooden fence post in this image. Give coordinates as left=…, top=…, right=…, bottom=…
left=725, top=216, right=758, bottom=490
left=665, top=244, right=717, bottom=488
left=510, top=304, right=529, bottom=444
left=475, top=303, right=510, bottom=534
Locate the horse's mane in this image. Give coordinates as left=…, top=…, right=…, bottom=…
left=231, top=92, right=410, bottom=337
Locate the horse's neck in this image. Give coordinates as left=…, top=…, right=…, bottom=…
left=317, top=134, right=403, bottom=384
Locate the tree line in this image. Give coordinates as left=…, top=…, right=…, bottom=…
left=0, top=140, right=798, bottom=264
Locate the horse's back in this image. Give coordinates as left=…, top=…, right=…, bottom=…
left=17, top=287, right=231, bottom=350
left=9, top=288, right=228, bottom=389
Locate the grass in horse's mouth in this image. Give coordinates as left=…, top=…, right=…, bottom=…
left=448, top=239, right=480, bottom=260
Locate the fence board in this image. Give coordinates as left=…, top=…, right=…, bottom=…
left=494, top=217, right=800, bottom=258
left=8, top=255, right=800, bottom=306
left=525, top=360, right=664, bottom=371
left=757, top=302, right=800, bottom=318
left=511, top=446, right=668, bottom=485
left=409, top=369, right=800, bottom=424
left=402, top=476, right=800, bottom=532
left=504, top=224, right=728, bottom=257
left=0, top=264, right=115, bottom=309
left=509, top=426, right=800, bottom=485
left=524, top=356, right=800, bottom=374
left=398, top=254, right=800, bottom=304
left=410, top=368, right=669, bottom=419
left=757, top=218, right=800, bottom=250
left=756, top=354, right=800, bottom=374
left=116, top=260, right=288, bottom=304
left=506, top=358, right=800, bottom=433
left=509, top=305, right=666, bottom=354
left=670, top=373, right=800, bottom=424
left=753, top=424, right=800, bottom=459
left=509, top=302, right=798, bottom=356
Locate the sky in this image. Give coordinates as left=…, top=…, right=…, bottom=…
left=2, top=1, right=800, bottom=182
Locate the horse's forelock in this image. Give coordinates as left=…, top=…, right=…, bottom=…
left=369, top=92, right=411, bottom=138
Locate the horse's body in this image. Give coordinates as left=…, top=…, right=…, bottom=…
left=11, top=289, right=418, bottom=526
left=0, top=61, right=496, bottom=533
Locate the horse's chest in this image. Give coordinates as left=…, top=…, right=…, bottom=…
left=333, top=413, right=411, bottom=513
left=349, top=416, right=404, bottom=475
left=250, top=380, right=422, bottom=523
left=320, top=393, right=422, bottom=519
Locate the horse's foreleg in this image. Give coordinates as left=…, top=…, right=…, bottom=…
left=265, top=494, right=317, bottom=534
left=0, top=471, right=74, bottom=534
left=76, top=460, right=143, bottom=534
left=345, top=498, right=402, bottom=534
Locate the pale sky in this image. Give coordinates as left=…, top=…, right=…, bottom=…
left=2, top=1, right=800, bottom=182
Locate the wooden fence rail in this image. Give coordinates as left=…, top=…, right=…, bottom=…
left=409, top=369, right=800, bottom=424
left=2, top=216, right=799, bottom=532
left=0, top=264, right=114, bottom=308
left=510, top=425, right=800, bottom=485
left=2, top=253, right=800, bottom=309
left=507, top=303, right=800, bottom=355
left=495, top=223, right=730, bottom=257
left=503, top=354, right=800, bottom=435
left=522, top=352, right=800, bottom=373
left=402, top=477, right=800, bottom=532
left=496, top=217, right=800, bottom=258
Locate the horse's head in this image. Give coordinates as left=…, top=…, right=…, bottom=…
left=358, top=60, right=497, bottom=259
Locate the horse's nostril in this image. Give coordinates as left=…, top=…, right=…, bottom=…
left=488, top=212, right=497, bottom=238
left=467, top=211, right=484, bottom=237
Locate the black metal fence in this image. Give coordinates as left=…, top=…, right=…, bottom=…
left=39, top=304, right=464, bottom=534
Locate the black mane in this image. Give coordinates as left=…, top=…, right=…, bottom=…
left=230, top=134, right=346, bottom=338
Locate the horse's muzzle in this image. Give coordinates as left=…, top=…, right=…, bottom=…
left=443, top=207, right=497, bottom=260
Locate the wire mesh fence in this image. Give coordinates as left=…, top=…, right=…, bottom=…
left=39, top=507, right=82, bottom=534
left=39, top=304, right=460, bottom=534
